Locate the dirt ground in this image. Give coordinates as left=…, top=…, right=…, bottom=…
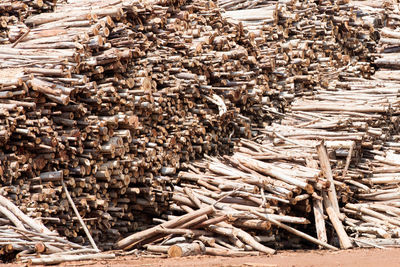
left=45, top=248, right=400, bottom=267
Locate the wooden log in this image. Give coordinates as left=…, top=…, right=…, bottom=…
left=252, top=210, right=338, bottom=250
left=312, top=197, right=327, bottom=247
left=28, top=253, right=115, bottom=265
left=352, top=238, right=400, bottom=248
left=115, top=206, right=214, bottom=250
left=155, top=228, right=208, bottom=237
left=167, top=241, right=205, bottom=258
left=62, top=181, right=99, bottom=252
left=0, top=205, right=26, bottom=230
left=205, top=247, right=260, bottom=256
left=323, top=192, right=352, bottom=249
left=145, top=244, right=169, bottom=253
left=316, top=142, right=342, bottom=218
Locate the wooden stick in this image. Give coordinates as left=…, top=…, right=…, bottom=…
left=0, top=206, right=26, bottom=231
left=0, top=195, right=52, bottom=234
left=28, top=253, right=115, bottom=265
left=322, top=192, right=352, bottom=249
left=155, top=228, right=208, bottom=237
left=184, top=187, right=204, bottom=209
left=251, top=210, right=338, bottom=250
left=316, top=142, right=342, bottom=218
left=205, top=247, right=261, bottom=256
left=115, top=206, right=214, bottom=250
left=11, top=28, right=31, bottom=48
left=193, top=215, right=228, bottom=229
left=312, top=197, right=327, bottom=247
left=62, top=181, right=99, bottom=252
left=341, top=141, right=355, bottom=179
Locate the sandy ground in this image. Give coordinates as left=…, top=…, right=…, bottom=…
left=44, top=248, right=400, bottom=267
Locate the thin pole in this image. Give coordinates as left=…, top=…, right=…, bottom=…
left=62, top=181, right=99, bottom=252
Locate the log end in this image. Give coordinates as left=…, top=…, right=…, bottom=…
left=167, top=245, right=183, bottom=258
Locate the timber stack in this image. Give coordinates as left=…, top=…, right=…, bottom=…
left=0, top=0, right=393, bottom=256
left=114, top=0, right=400, bottom=257
left=115, top=140, right=346, bottom=255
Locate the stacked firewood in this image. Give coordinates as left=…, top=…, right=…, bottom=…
left=116, top=84, right=400, bottom=255
left=0, top=0, right=243, bottom=248
left=113, top=1, right=400, bottom=255
left=367, top=2, right=400, bottom=69
left=0, top=0, right=287, bottom=248
left=115, top=139, right=346, bottom=255
left=0, top=0, right=385, bottom=252
left=0, top=0, right=241, bottom=247
left=0, top=0, right=57, bottom=19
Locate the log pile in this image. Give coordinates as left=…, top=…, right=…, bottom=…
left=115, top=139, right=346, bottom=254
left=113, top=0, right=400, bottom=255
left=0, top=0, right=246, bottom=249
left=116, top=97, right=400, bottom=254
left=260, top=95, right=400, bottom=247
left=0, top=0, right=392, bottom=255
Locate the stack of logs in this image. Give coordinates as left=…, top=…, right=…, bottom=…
left=113, top=0, right=400, bottom=256
left=116, top=76, right=400, bottom=255
left=0, top=0, right=385, bottom=251
left=115, top=139, right=348, bottom=255
left=116, top=126, right=400, bottom=256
